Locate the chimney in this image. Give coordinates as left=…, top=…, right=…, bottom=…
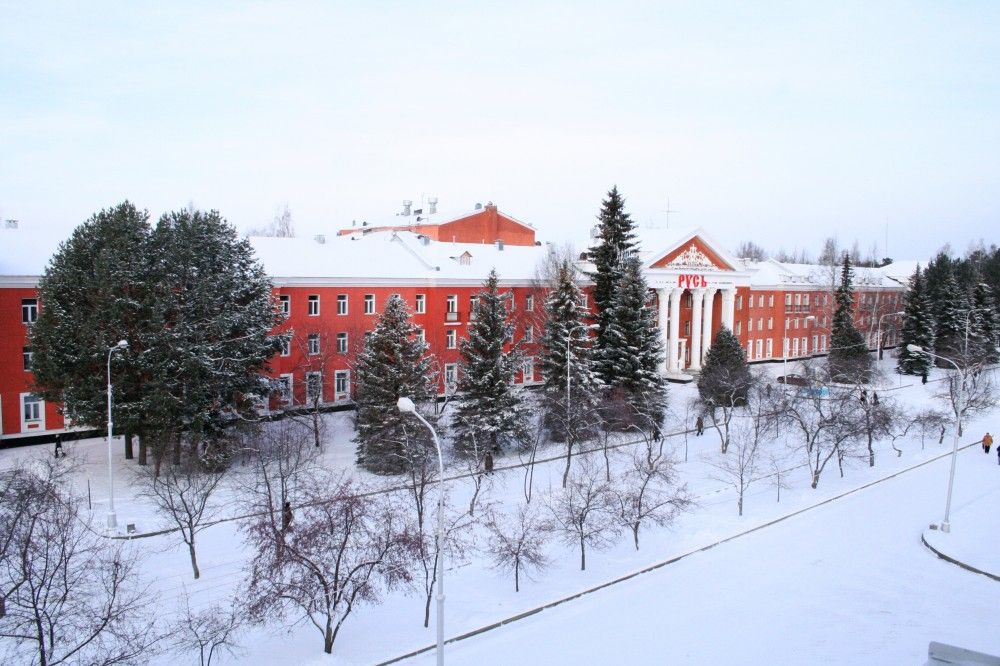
left=474, top=202, right=482, bottom=210
left=402, top=200, right=412, bottom=216
left=495, top=239, right=504, bottom=251
left=428, top=197, right=438, bottom=214
left=4, top=219, right=18, bottom=229
left=314, top=234, right=326, bottom=244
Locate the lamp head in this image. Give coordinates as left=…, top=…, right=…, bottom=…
left=397, top=396, right=416, bottom=414
left=116, top=340, right=129, bottom=349
left=906, top=344, right=924, bottom=354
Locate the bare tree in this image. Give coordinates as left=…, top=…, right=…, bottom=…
left=244, top=475, right=413, bottom=655
left=483, top=503, right=550, bottom=591
left=612, top=435, right=691, bottom=548
left=136, top=453, right=228, bottom=579
left=246, top=204, right=295, bottom=237
left=912, top=408, right=951, bottom=450
left=766, top=451, right=792, bottom=503
left=0, top=459, right=158, bottom=665
left=171, top=591, right=244, bottom=666
left=707, top=415, right=766, bottom=517
left=735, top=240, right=767, bottom=261
left=546, top=459, right=620, bottom=570
left=934, top=364, right=997, bottom=438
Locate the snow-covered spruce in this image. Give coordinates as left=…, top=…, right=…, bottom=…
left=897, top=264, right=935, bottom=376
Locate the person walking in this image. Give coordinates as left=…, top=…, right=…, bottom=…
left=872, top=392, right=879, bottom=406
left=860, top=389, right=868, bottom=405
left=695, top=416, right=704, bottom=436
left=53, top=433, right=64, bottom=458
left=652, top=424, right=662, bottom=443
left=484, top=450, right=494, bottom=475
left=282, top=501, right=294, bottom=532
left=983, top=432, right=993, bottom=455
left=921, top=371, right=928, bottom=385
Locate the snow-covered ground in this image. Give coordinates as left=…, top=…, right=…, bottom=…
left=3, top=358, right=998, bottom=665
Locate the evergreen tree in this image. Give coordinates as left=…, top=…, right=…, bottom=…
left=698, top=326, right=752, bottom=407
left=968, top=282, right=1000, bottom=364
left=930, top=263, right=967, bottom=364
left=828, top=255, right=872, bottom=382
left=144, top=208, right=283, bottom=449
left=30, top=202, right=155, bottom=452
left=454, top=269, right=530, bottom=454
left=589, top=186, right=638, bottom=386
left=539, top=258, right=603, bottom=443
left=897, top=265, right=935, bottom=376
left=354, top=295, right=438, bottom=475
left=600, top=254, right=667, bottom=428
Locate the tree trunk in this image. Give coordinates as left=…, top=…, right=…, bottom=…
left=868, top=432, right=875, bottom=467
left=172, top=433, right=182, bottom=465
left=811, top=470, right=819, bottom=489
left=515, top=562, right=520, bottom=592
left=324, top=622, right=334, bottom=654
left=738, top=494, right=744, bottom=517
left=189, top=540, right=200, bottom=579
left=423, top=589, right=433, bottom=628
left=562, top=442, right=573, bottom=488
left=138, top=434, right=148, bottom=466
left=124, top=430, right=134, bottom=460
left=580, top=536, right=586, bottom=571
left=632, top=524, right=640, bottom=550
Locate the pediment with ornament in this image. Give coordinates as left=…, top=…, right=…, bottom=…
left=649, top=235, right=736, bottom=272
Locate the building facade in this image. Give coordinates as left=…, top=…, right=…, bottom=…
left=0, top=206, right=907, bottom=441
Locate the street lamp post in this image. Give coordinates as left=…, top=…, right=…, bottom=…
left=876, top=311, right=905, bottom=361
left=397, top=396, right=445, bottom=666
left=106, top=339, right=128, bottom=530
left=906, top=344, right=962, bottom=533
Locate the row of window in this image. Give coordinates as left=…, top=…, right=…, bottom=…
left=281, top=323, right=537, bottom=358
left=278, top=292, right=539, bottom=318
left=743, top=335, right=829, bottom=361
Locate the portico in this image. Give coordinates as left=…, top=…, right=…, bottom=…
left=644, top=230, right=751, bottom=379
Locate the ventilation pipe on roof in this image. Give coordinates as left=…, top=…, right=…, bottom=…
left=314, top=234, right=326, bottom=244
left=428, top=197, right=438, bottom=214
left=402, top=200, right=412, bottom=216
left=495, top=239, right=504, bottom=251
left=4, top=219, right=17, bottom=229
left=474, top=203, right=483, bottom=210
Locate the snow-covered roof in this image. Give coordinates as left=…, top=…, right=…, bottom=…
left=745, top=258, right=905, bottom=290
left=344, top=201, right=535, bottom=233
left=251, top=231, right=549, bottom=286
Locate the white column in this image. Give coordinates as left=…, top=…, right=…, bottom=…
left=701, top=288, right=716, bottom=366
left=668, top=287, right=682, bottom=373
left=721, top=288, right=736, bottom=331
left=689, top=288, right=705, bottom=371
left=656, top=289, right=670, bottom=373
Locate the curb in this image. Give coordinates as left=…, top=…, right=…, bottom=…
left=920, top=534, right=1000, bottom=583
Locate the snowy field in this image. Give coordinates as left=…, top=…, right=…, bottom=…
left=3, top=358, right=998, bottom=665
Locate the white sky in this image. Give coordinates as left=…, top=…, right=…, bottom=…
left=2, top=1, right=998, bottom=261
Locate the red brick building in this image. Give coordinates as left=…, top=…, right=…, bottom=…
left=0, top=207, right=907, bottom=442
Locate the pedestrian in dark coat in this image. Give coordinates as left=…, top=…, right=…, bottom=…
left=484, top=450, right=494, bottom=475
left=53, top=434, right=64, bottom=458
left=921, top=371, right=928, bottom=385
left=695, top=416, right=704, bottom=436
left=282, top=501, right=293, bottom=531
left=872, top=392, right=879, bottom=406
left=652, top=424, right=662, bottom=443
left=860, top=389, right=868, bottom=405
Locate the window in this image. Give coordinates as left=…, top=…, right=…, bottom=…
left=524, top=325, right=533, bottom=343
left=758, top=295, right=764, bottom=308
left=508, top=292, right=516, bottom=311
left=736, top=295, right=743, bottom=310
left=335, top=370, right=350, bottom=400
left=526, top=294, right=535, bottom=312
left=747, top=342, right=753, bottom=359
left=306, top=372, right=322, bottom=403
left=22, top=394, right=42, bottom=423
left=804, top=294, right=810, bottom=307
left=794, top=294, right=801, bottom=306
left=523, top=358, right=534, bottom=383
left=748, top=318, right=753, bottom=332
left=415, top=294, right=426, bottom=314
left=22, top=347, right=33, bottom=371
left=758, top=317, right=763, bottom=331
left=337, top=332, right=348, bottom=354
left=278, top=374, right=293, bottom=405
left=445, top=364, right=458, bottom=389
left=812, top=335, right=818, bottom=353
left=22, top=299, right=38, bottom=324
left=469, top=295, right=478, bottom=320
left=801, top=336, right=808, bottom=354
left=755, top=339, right=763, bottom=358
left=308, top=333, right=320, bottom=355
left=279, top=294, right=290, bottom=317
left=580, top=294, right=588, bottom=309
left=446, top=295, right=458, bottom=313
left=793, top=318, right=799, bottom=329
left=768, top=294, right=774, bottom=307
left=308, top=295, right=319, bottom=316
left=766, top=339, right=773, bottom=357
left=785, top=294, right=792, bottom=307
left=684, top=321, right=691, bottom=335
left=735, top=321, right=742, bottom=336
left=364, top=294, right=375, bottom=315
left=822, top=334, right=828, bottom=352
left=280, top=336, right=291, bottom=357
left=337, top=294, right=348, bottom=315
left=416, top=328, right=425, bottom=344
left=792, top=338, right=800, bottom=356
left=446, top=330, right=457, bottom=349
left=785, top=317, right=790, bottom=330
left=768, top=317, right=773, bottom=330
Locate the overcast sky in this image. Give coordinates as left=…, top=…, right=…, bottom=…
left=2, top=1, right=998, bottom=262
